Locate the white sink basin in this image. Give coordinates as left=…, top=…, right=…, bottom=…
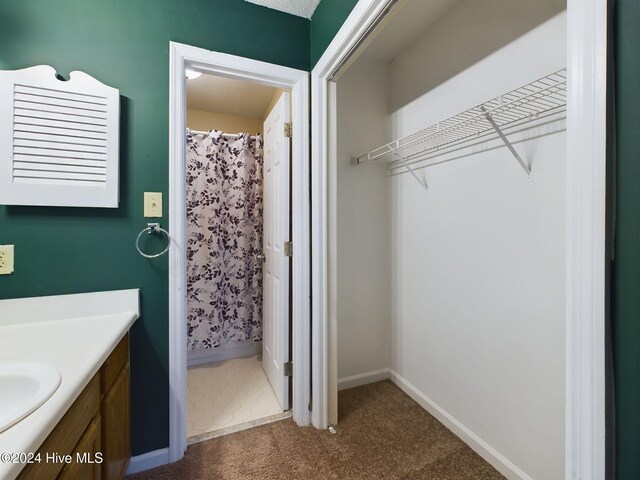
left=0, top=363, right=61, bottom=433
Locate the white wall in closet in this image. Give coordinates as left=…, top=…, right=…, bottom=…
left=336, top=59, right=392, bottom=381
left=388, top=8, right=566, bottom=480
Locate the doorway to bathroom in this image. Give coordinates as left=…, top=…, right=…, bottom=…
left=168, top=43, right=310, bottom=463
left=184, top=72, right=292, bottom=444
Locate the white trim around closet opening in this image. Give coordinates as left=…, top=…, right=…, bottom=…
left=310, top=0, right=395, bottom=432
left=310, top=0, right=608, bottom=478
left=565, top=0, right=608, bottom=478
left=168, top=41, right=310, bottom=465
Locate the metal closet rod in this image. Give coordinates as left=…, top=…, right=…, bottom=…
left=188, top=129, right=259, bottom=140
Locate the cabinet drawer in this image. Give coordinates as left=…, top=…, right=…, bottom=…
left=17, top=374, right=100, bottom=480
left=101, top=334, right=128, bottom=394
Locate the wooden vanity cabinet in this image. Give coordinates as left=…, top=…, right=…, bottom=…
left=100, top=334, right=131, bottom=479
left=57, top=417, right=102, bottom=480
left=17, top=333, right=131, bottom=480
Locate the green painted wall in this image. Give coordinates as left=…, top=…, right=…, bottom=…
left=0, top=0, right=309, bottom=456
left=310, top=0, right=359, bottom=67
left=614, top=1, right=640, bottom=477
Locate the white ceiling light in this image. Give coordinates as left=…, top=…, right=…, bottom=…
left=185, top=69, right=202, bottom=80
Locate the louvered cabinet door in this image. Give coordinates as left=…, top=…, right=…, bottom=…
left=0, top=65, right=119, bottom=207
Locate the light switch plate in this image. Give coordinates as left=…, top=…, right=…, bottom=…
left=144, top=192, right=162, bottom=217
left=0, top=245, right=14, bottom=275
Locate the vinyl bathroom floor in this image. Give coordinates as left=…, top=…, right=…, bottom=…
left=187, top=355, right=283, bottom=439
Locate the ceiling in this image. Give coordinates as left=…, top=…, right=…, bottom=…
left=361, top=0, right=461, bottom=63
left=244, top=0, right=321, bottom=19
left=187, top=74, right=278, bottom=119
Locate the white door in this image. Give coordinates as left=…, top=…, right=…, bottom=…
left=262, top=91, right=291, bottom=410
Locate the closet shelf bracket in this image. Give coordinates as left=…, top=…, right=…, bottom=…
left=394, top=151, right=428, bottom=191
left=479, top=106, right=530, bottom=177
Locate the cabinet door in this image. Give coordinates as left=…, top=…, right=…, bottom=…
left=58, top=417, right=101, bottom=480
left=17, top=375, right=100, bottom=480
left=102, top=363, right=130, bottom=480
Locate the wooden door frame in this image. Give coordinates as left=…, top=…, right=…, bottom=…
left=168, top=42, right=310, bottom=464
left=310, top=1, right=608, bottom=478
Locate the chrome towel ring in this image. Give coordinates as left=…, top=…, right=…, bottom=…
left=136, top=223, right=170, bottom=259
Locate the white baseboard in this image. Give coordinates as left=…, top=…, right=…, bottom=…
left=338, top=368, right=390, bottom=390
left=389, top=370, right=532, bottom=480
left=126, top=447, right=170, bottom=475
left=187, top=341, right=262, bottom=367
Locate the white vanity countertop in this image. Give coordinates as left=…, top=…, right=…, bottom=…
left=0, top=290, right=139, bottom=480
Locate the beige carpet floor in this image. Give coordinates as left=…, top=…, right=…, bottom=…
left=127, top=380, right=504, bottom=479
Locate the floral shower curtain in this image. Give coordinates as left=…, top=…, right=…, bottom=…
left=186, top=130, right=263, bottom=351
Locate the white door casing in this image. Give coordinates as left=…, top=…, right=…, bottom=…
left=168, top=42, right=310, bottom=467
left=262, top=92, right=291, bottom=410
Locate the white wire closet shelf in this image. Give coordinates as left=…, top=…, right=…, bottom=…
left=355, top=68, right=567, bottom=182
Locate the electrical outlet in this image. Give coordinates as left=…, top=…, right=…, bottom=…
left=0, top=245, right=14, bottom=275
left=144, top=192, right=163, bottom=217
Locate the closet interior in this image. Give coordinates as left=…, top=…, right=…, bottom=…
left=333, top=1, right=567, bottom=479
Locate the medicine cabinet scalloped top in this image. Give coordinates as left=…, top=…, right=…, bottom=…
left=0, top=65, right=119, bottom=208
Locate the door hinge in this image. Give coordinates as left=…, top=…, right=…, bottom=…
left=284, top=361, right=293, bottom=376
left=284, top=241, right=293, bottom=257
left=284, top=122, right=292, bottom=138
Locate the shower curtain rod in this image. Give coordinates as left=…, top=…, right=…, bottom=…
left=188, top=129, right=259, bottom=140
